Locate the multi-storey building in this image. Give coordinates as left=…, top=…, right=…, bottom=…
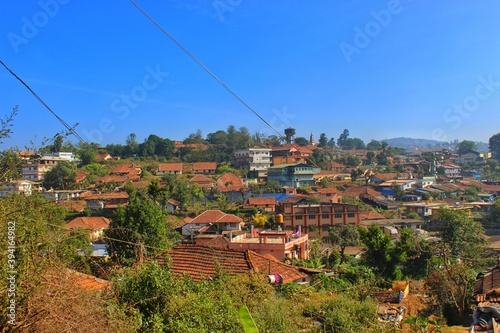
left=233, top=148, right=272, bottom=181
left=279, top=196, right=360, bottom=239
left=22, top=156, right=67, bottom=181
left=267, top=163, right=319, bottom=188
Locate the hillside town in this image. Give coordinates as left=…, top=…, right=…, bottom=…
left=2, top=127, right=500, bottom=332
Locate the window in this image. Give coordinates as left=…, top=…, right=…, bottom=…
left=285, top=216, right=291, bottom=220
left=309, top=225, right=316, bottom=232
left=230, top=223, right=236, bottom=228
left=348, top=213, right=355, bottom=218
left=295, top=215, right=303, bottom=220
left=285, top=203, right=291, bottom=208
left=309, top=214, right=316, bottom=220
left=335, top=214, right=342, bottom=218
left=322, top=214, right=329, bottom=219
left=322, top=224, right=330, bottom=232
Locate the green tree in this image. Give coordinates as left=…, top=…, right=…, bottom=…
left=366, top=139, right=382, bottom=150
left=344, top=137, right=365, bottom=150
left=391, top=184, right=405, bottom=201
left=359, top=224, right=405, bottom=280
left=0, top=149, right=22, bottom=181
left=51, top=134, right=64, bottom=153
left=328, top=224, right=361, bottom=264
left=78, top=143, right=98, bottom=166
left=0, top=105, right=18, bottom=144
left=0, top=195, right=94, bottom=329
left=294, top=137, right=309, bottom=146
left=490, top=132, right=500, bottom=160
left=337, top=129, right=349, bottom=147
left=42, top=160, right=77, bottom=190
left=376, top=152, right=390, bottom=165
left=457, top=140, right=477, bottom=155
left=106, top=189, right=172, bottom=265
left=426, top=209, right=491, bottom=322
left=365, top=151, right=376, bottom=165
left=126, top=133, right=139, bottom=156
left=489, top=199, right=500, bottom=225
left=318, top=133, right=328, bottom=148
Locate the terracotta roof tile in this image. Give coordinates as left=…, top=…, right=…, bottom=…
left=248, top=197, right=277, bottom=205
left=66, top=217, right=110, bottom=231
left=217, top=173, right=245, bottom=192
left=157, top=163, right=183, bottom=172
left=190, top=210, right=242, bottom=224
left=342, top=186, right=382, bottom=198
left=189, top=174, right=213, bottom=183
left=193, top=162, right=217, bottom=171
left=154, top=245, right=306, bottom=283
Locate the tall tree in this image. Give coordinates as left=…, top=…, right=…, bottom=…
left=318, top=133, right=328, bottom=148
left=294, top=137, right=309, bottom=146
left=366, top=140, right=382, bottom=150
left=42, top=161, right=77, bottom=190
left=358, top=224, right=406, bottom=280
left=126, top=133, right=139, bottom=156
left=337, top=129, right=349, bottom=147
left=328, top=224, right=360, bottom=263
left=457, top=140, right=477, bottom=155
left=106, top=188, right=172, bottom=266
left=426, top=209, right=491, bottom=322
left=344, top=138, right=365, bottom=150
left=0, top=149, right=22, bottom=181
left=490, top=132, right=500, bottom=160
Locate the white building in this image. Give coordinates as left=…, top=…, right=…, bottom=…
left=233, top=148, right=272, bottom=180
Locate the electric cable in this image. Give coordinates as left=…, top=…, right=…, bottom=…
left=129, top=0, right=283, bottom=139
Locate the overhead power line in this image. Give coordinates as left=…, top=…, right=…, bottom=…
left=0, top=59, right=87, bottom=145
left=129, top=0, right=283, bottom=138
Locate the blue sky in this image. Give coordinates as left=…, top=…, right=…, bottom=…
left=1, top=0, right=499, bottom=149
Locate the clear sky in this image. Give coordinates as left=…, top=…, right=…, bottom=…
left=1, top=0, right=499, bottom=149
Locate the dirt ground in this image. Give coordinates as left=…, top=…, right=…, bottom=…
left=386, top=280, right=470, bottom=332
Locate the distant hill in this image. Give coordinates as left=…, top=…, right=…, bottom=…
left=383, top=137, right=489, bottom=152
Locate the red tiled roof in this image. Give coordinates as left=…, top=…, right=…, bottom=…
left=342, top=186, right=382, bottom=198
left=217, top=173, right=245, bottom=192
left=82, top=192, right=129, bottom=200
left=359, top=211, right=386, bottom=221
left=175, top=216, right=193, bottom=229
left=373, top=173, right=398, bottom=181
left=205, top=235, right=231, bottom=249
left=192, top=162, right=217, bottom=171
left=155, top=245, right=306, bottom=283
left=330, top=161, right=346, bottom=169
left=94, top=175, right=129, bottom=184
left=190, top=210, right=242, bottom=224
left=315, top=187, right=339, bottom=195
left=247, top=251, right=307, bottom=283
left=189, top=174, right=213, bottom=183
left=66, top=217, right=110, bottom=231
left=281, top=196, right=307, bottom=204
left=111, top=163, right=141, bottom=174
left=157, top=163, right=183, bottom=172
left=75, top=170, right=88, bottom=183
left=248, top=197, right=277, bottom=205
